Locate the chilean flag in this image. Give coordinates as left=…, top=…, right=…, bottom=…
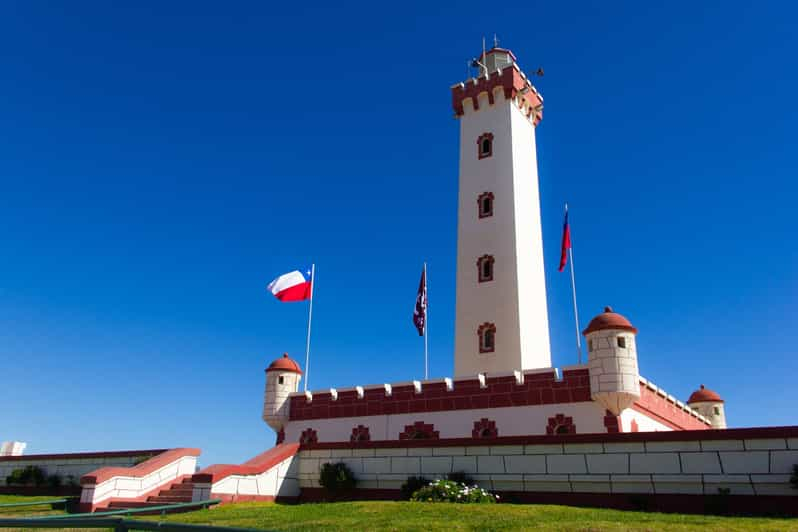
left=267, top=267, right=313, bottom=302
left=558, top=207, right=571, bottom=272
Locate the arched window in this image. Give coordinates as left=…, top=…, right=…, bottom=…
left=478, top=322, right=496, bottom=353
left=477, top=255, right=495, bottom=283
left=477, top=132, right=494, bottom=159
left=477, top=192, right=494, bottom=218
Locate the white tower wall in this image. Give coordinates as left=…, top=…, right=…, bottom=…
left=586, top=329, right=640, bottom=415
left=689, top=401, right=727, bottom=429
left=453, top=65, right=551, bottom=377
left=262, top=370, right=301, bottom=433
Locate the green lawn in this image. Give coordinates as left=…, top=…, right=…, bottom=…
left=158, top=501, right=798, bottom=531
left=0, top=495, right=67, bottom=517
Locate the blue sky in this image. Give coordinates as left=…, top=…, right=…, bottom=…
left=1, top=2, right=796, bottom=467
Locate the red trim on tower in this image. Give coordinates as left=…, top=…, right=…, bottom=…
left=603, top=410, right=622, bottom=434
left=452, top=65, right=543, bottom=125
left=633, top=384, right=711, bottom=431
left=399, top=421, right=439, bottom=440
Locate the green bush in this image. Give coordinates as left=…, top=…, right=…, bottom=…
left=319, top=462, right=356, bottom=495
left=400, top=476, right=429, bottom=500
left=46, top=474, right=62, bottom=488
left=6, top=466, right=46, bottom=486
left=790, top=464, right=798, bottom=489
left=446, top=471, right=474, bottom=485
left=411, top=479, right=498, bottom=503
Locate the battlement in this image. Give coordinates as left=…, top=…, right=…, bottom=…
left=451, top=63, right=543, bottom=124
left=286, top=369, right=711, bottom=429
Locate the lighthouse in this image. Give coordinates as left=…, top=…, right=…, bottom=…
left=451, top=48, right=552, bottom=377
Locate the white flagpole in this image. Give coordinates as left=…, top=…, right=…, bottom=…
left=423, top=262, right=429, bottom=380
left=303, top=264, right=315, bottom=392
left=565, top=204, right=582, bottom=364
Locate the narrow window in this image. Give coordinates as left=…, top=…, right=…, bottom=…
left=588, top=339, right=594, bottom=352
left=477, top=192, right=494, bottom=218
left=477, top=132, right=494, bottom=159
left=478, top=322, right=497, bottom=353
left=477, top=255, right=495, bottom=283
left=714, top=406, right=720, bottom=416
left=617, top=336, right=626, bottom=348
left=278, top=376, right=284, bottom=385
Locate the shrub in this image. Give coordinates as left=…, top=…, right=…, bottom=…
left=791, top=464, right=798, bottom=489
left=446, top=471, right=474, bottom=485
left=411, top=479, right=498, bottom=503
left=318, top=462, right=356, bottom=495
left=6, top=466, right=46, bottom=486
left=400, top=476, right=429, bottom=500
left=46, top=474, right=63, bottom=488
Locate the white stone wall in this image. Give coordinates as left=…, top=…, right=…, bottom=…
left=0, top=453, right=151, bottom=487
left=587, top=329, right=640, bottom=415
left=620, top=408, right=673, bottom=433
left=263, top=371, right=301, bottom=432
left=284, top=402, right=607, bottom=443
left=453, top=77, right=551, bottom=377
left=80, top=454, right=197, bottom=507
left=297, top=437, right=798, bottom=496
left=204, top=454, right=300, bottom=500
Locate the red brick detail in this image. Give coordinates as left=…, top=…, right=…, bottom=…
left=350, top=425, right=371, bottom=442
left=633, top=383, right=711, bottom=430
left=477, top=255, right=495, bottom=283
left=478, top=191, right=494, bottom=219
left=631, top=419, right=639, bottom=433
left=80, top=448, right=200, bottom=485
left=275, top=428, right=285, bottom=445
left=478, top=322, right=496, bottom=353
left=477, top=132, right=494, bottom=159
left=0, top=449, right=167, bottom=464
left=192, top=443, right=300, bottom=485
left=300, top=428, right=318, bottom=444
left=452, top=65, right=543, bottom=125
left=290, top=368, right=592, bottom=421
left=299, top=425, right=798, bottom=450
left=604, top=410, right=622, bottom=434
left=472, top=418, right=498, bottom=438
left=399, top=421, right=439, bottom=440
left=546, top=414, right=575, bottom=435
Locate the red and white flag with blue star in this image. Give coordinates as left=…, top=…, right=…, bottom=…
left=267, top=266, right=313, bottom=302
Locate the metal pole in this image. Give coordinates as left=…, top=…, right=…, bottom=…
left=423, top=262, right=429, bottom=380
left=303, top=263, right=315, bottom=392
left=565, top=205, right=582, bottom=364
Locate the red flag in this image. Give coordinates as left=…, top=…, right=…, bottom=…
left=413, top=268, right=427, bottom=336
left=558, top=208, right=571, bottom=272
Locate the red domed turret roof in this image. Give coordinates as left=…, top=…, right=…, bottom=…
left=582, top=306, right=638, bottom=335
left=266, top=353, right=302, bottom=374
left=688, top=385, right=723, bottom=404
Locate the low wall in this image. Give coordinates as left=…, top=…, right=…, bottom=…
left=191, top=443, right=300, bottom=503
left=296, top=426, right=798, bottom=515
left=0, top=449, right=166, bottom=492
left=79, top=448, right=199, bottom=511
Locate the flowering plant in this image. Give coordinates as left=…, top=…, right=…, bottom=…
left=410, top=479, right=499, bottom=503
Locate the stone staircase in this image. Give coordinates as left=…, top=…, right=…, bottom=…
left=95, top=477, right=196, bottom=514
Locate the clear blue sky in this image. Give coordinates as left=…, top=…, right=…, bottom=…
left=1, top=2, right=795, bottom=467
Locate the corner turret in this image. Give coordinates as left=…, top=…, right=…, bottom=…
left=687, top=385, right=726, bottom=429
left=583, top=307, right=641, bottom=415
left=262, top=353, right=302, bottom=435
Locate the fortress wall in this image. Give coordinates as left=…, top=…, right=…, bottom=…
left=295, top=427, right=798, bottom=500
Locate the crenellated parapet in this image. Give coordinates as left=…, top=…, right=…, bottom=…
left=451, top=64, right=543, bottom=125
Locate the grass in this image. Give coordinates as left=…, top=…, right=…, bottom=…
left=157, top=500, right=798, bottom=531
left=0, top=495, right=67, bottom=517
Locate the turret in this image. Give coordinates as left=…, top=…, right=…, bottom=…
left=687, top=385, right=727, bottom=429
left=262, top=353, right=302, bottom=433
left=583, top=307, right=640, bottom=415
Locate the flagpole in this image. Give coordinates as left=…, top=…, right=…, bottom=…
left=423, top=262, right=429, bottom=380
left=303, top=263, right=315, bottom=392
left=565, top=204, right=582, bottom=364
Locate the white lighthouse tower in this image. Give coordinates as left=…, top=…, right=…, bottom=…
left=452, top=47, right=552, bottom=377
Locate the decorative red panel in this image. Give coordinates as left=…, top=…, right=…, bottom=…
left=472, top=418, right=498, bottom=438
left=350, top=425, right=371, bottom=442
left=631, top=419, right=639, bottom=433
left=399, top=421, right=439, bottom=440
left=299, top=428, right=318, bottom=444
left=603, top=410, right=622, bottom=434
left=546, top=413, right=576, bottom=435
